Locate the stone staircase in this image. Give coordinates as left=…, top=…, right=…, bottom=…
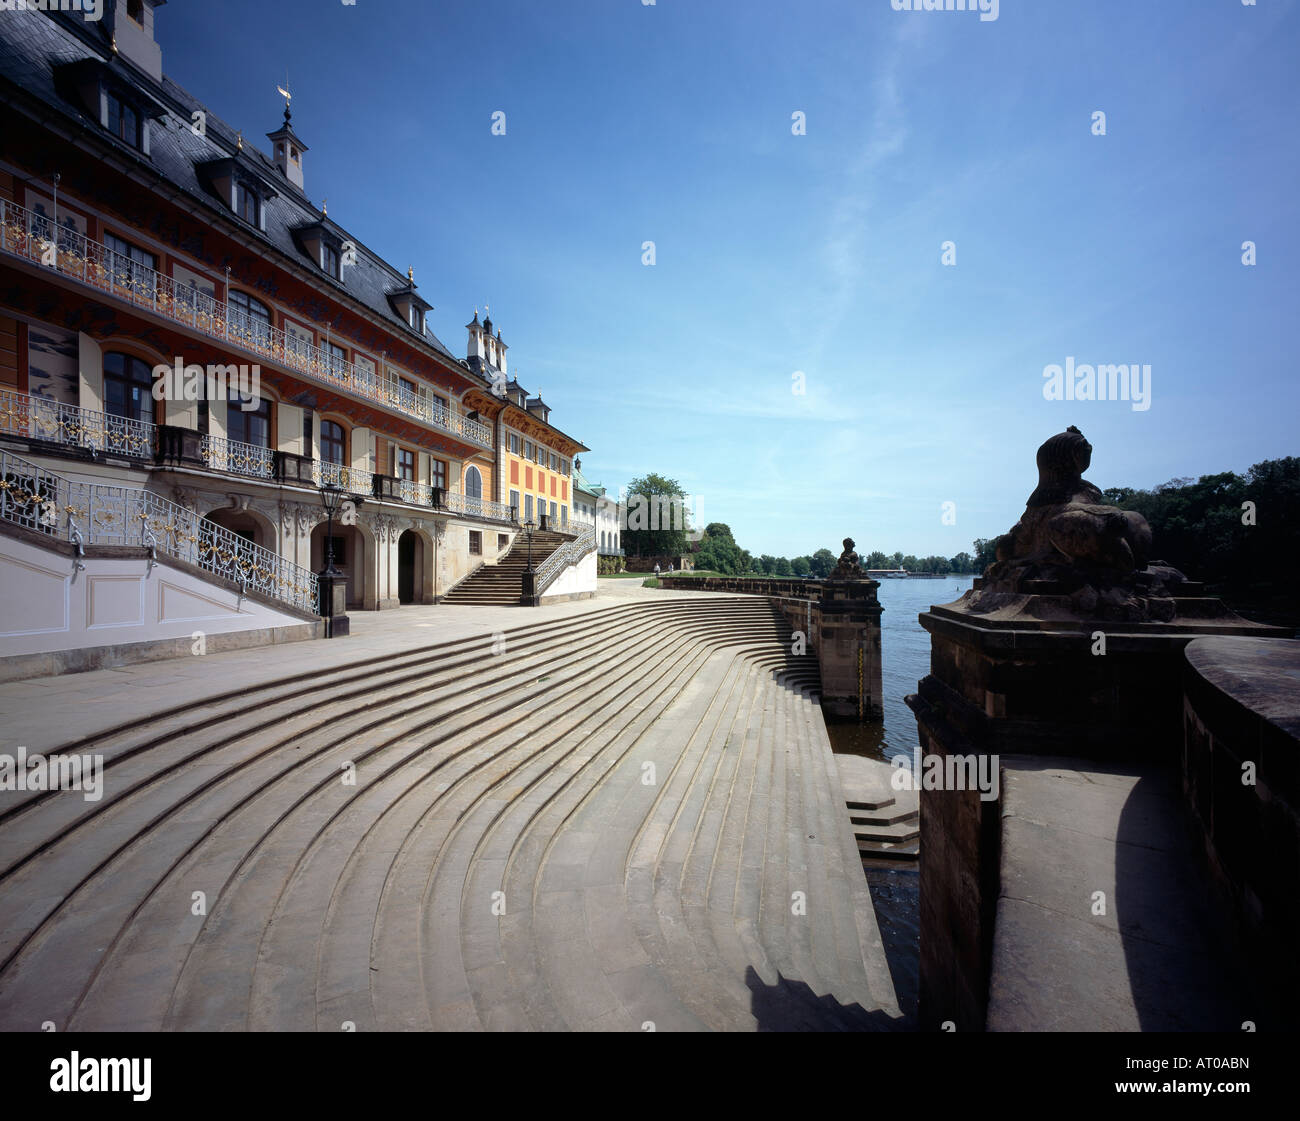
left=0, top=596, right=900, bottom=1031
left=835, top=755, right=920, bottom=864
left=441, top=530, right=573, bottom=606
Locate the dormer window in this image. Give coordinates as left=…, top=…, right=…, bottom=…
left=322, top=242, right=340, bottom=279
left=128, top=0, right=144, bottom=24
left=408, top=305, right=424, bottom=332
left=107, top=92, right=141, bottom=149
left=235, top=182, right=259, bottom=225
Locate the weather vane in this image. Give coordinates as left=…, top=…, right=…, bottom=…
left=276, top=78, right=292, bottom=122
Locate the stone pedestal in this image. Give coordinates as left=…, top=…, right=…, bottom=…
left=905, top=586, right=1287, bottom=1031
left=817, top=576, right=884, bottom=720
left=319, top=571, right=349, bottom=637
left=520, top=570, right=539, bottom=607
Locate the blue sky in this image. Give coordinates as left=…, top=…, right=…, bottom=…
left=159, top=0, right=1300, bottom=560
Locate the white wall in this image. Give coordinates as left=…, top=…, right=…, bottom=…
left=0, top=532, right=314, bottom=658
left=540, top=549, right=596, bottom=601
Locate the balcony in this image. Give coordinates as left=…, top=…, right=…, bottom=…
left=1, top=390, right=518, bottom=526
left=0, top=198, right=493, bottom=448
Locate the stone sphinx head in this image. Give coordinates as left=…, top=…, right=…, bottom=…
left=1027, top=425, right=1099, bottom=507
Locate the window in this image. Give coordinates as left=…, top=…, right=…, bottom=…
left=104, top=232, right=156, bottom=297
left=325, top=341, right=347, bottom=379
left=320, top=419, right=345, bottom=465
left=465, top=465, right=483, bottom=500
left=550, top=501, right=557, bottom=522
left=498, top=533, right=509, bottom=551
left=228, top=289, right=272, bottom=348
left=397, top=447, right=415, bottom=481
left=561, top=507, right=567, bottom=527
left=106, top=92, right=141, bottom=149
left=469, top=531, right=482, bottom=556
left=509, top=489, right=519, bottom=515
left=322, top=243, right=340, bottom=279
left=235, top=182, right=259, bottom=226
left=524, top=494, right=533, bottom=522
left=303, top=411, right=314, bottom=455
left=550, top=453, right=558, bottom=470
left=226, top=388, right=271, bottom=447
left=523, top=439, right=532, bottom=460
left=127, top=0, right=144, bottom=23
left=430, top=458, right=447, bottom=490
left=509, top=433, right=519, bottom=455
left=102, top=352, right=154, bottom=426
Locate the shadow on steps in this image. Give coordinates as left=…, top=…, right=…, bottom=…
left=745, top=966, right=903, bottom=1032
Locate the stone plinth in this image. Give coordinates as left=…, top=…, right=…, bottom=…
left=816, top=577, right=884, bottom=720
left=906, top=587, right=1288, bottom=1031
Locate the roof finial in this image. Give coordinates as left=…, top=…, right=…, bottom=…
left=408, top=265, right=414, bottom=283
left=111, top=33, right=118, bottom=54
left=276, top=82, right=292, bottom=124
left=236, top=130, right=243, bottom=151
left=321, top=198, right=327, bottom=216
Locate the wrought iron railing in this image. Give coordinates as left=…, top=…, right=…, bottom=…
left=312, top=459, right=373, bottom=494
left=534, top=524, right=596, bottom=596
left=0, top=448, right=318, bottom=614
left=0, top=388, right=157, bottom=459
left=199, top=433, right=275, bottom=479
left=0, top=197, right=493, bottom=447
left=440, top=490, right=516, bottom=523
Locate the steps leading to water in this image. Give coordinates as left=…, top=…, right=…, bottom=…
left=0, top=596, right=900, bottom=1031
left=835, top=755, right=921, bottom=865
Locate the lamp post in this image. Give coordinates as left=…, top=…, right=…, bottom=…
left=317, top=483, right=362, bottom=636
left=521, top=516, right=538, bottom=607
left=320, top=483, right=343, bottom=575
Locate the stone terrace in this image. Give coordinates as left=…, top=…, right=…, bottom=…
left=0, top=583, right=900, bottom=1031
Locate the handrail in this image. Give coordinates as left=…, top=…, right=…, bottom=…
left=0, top=197, right=492, bottom=447
left=0, top=448, right=319, bottom=614
left=0, top=388, right=157, bottom=459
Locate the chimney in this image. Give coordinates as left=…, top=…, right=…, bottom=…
left=466, top=310, right=488, bottom=364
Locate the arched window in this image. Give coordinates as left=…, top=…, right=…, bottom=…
left=228, top=290, right=272, bottom=347
left=102, top=352, right=155, bottom=424
left=320, top=419, right=345, bottom=465
left=465, top=465, right=482, bottom=500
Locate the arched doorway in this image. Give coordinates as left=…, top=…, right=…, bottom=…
left=397, top=529, right=425, bottom=605
left=310, top=521, right=367, bottom=608
left=204, top=507, right=272, bottom=549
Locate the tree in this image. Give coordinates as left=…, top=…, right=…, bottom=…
left=622, top=473, right=691, bottom=559
left=772, top=556, right=793, bottom=577
left=972, top=538, right=999, bottom=572
left=809, top=548, right=836, bottom=578
left=790, top=555, right=812, bottom=577
left=950, top=551, right=974, bottom=573
left=865, top=550, right=890, bottom=569
left=694, top=523, right=745, bottom=575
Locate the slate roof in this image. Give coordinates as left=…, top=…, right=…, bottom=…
left=0, top=8, right=463, bottom=367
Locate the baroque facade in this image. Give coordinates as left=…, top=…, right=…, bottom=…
left=0, top=2, right=591, bottom=635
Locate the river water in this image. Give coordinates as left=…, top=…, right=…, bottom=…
left=823, top=575, right=976, bottom=1026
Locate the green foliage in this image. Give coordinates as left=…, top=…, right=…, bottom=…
left=972, top=537, right=999, bottom=572
left=1102, top=458, right=1300, bottom=622
left=809, top=548, right=836, bottom=577
left=949, top=551, right=974, bottom=573
left=622, top=473, right=691, bottom=559
left=790, top=555, right=812, bottom=577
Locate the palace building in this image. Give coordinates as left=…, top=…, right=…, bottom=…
left=0, top=2, right=594, bottom=667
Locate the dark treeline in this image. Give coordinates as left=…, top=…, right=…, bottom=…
left=1102, top=457, right=1299, bottom=625
left=692, top=523, right=979, bottom=577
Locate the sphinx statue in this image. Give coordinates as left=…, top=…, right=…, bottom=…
left=972, top=426, right=1186, bottom=619
left=831, top=537, right=866, bottom=578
